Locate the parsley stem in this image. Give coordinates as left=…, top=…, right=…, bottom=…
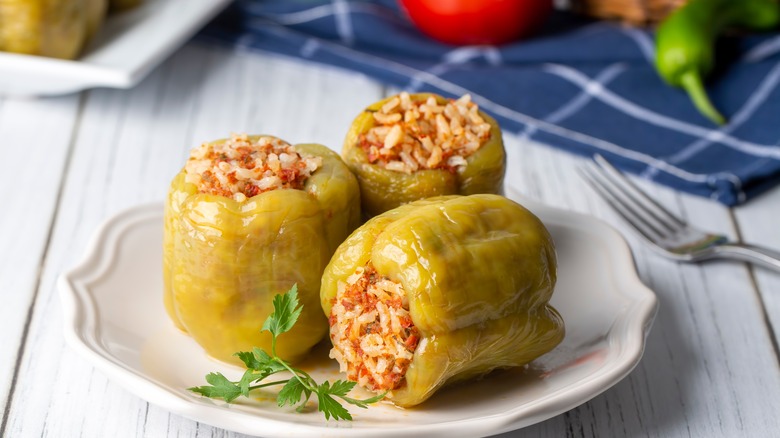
left=247, top=380, right=289, bottom=391
left=190, top=286, right=384, bottom=421
left=275, top=357, right=318, bottom=392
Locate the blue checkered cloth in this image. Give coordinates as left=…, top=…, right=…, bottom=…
left=200, top=0, right=780, bottom=205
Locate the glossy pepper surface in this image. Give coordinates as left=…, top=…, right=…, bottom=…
left=656, top=0, right=780, bottom=125
left=0, top=0, right=91, bottom=59
left=164, top=139, right=360, bottom=365
left=321, top=194, right=564, bottom=407
left=109, top=0, right=141, bottom=11
left=342, top=93, right=506, bottom=218
left=85, top=0, right=107, bottom=39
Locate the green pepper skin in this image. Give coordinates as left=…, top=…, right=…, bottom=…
left=0, top=0, right=89, bottom=59
left=321, top=194, right=564, bottom=407
left=164, top=138, right=360, bottom=365
left=656, top=0, right=780, bottom=125
left=85, top=0, right=107, bottom=40
left=342, top=93, right=506, bottom=218
left=109, top=0, right=141, bottom=12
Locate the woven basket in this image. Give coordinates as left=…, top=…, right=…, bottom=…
left=570, top=0, right=687, bottom=24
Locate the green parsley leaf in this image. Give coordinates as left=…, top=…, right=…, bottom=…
left=261, top=284, right=302, bottom=337
left=238, top=369, right=263, bottom=397
left=325, top=379, right=356, bottom=397
left=189, top=284, right=384, bottom=420
left=317, top=390, right=353, bottom=421
left=277, top=378, right=307, bottom=407
left=252, top=347, right=286, bottom=372
left=235, top=351, right=261, bottom=370
left=189, top=372, right=242, bottom=402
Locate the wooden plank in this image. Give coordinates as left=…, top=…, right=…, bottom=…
left=0, top=94, right=81, bottom=421
left=733, top=187, right=780, bottom=356
left=503, top=136, right=780, bottom=437
left=2, top=43, right=383, bottom=437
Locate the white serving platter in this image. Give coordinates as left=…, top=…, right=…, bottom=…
left=0, top=0, right=230, bottom=97
left=59, top=194, right=657, bottom=437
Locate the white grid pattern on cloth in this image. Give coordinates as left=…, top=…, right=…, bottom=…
left=542, top=64, right=780, bottom=160
left=253, top=3, right=339, bottom=24
left=407, top=46, right=503, bottom=92
left=744, top=35, right=780, bottom=63
left=244, top=1, right=406, bottom=26
left=643, top=60, right=780, bottom=180
left=518, top=63, right=628, bottom=140
left=332, top=0, right=355, bottom=45
left=300, top=38, right=321, bottom=58
left=612, top=18, right=780, bottom=203
left=252, top=2, right=780, bottom=68
left=544, top=63, right=628, bottom=125
left=226, top=2, right=780, bottom=203
left=245, top=19, right=734, bottom=186
left=619, top=27, right=655, bottom=63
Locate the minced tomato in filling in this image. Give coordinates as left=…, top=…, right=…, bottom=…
left=358, top=92, right=492, bottom=174
left=184, top=134, right=322, bottom=202
left=328, top=264, right=420, bottom=392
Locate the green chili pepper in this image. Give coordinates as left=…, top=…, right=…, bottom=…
left=163, top=138, right=361, bottom=365
left=342, top=93, right=506, bottom=218
left=321, top=194, right=564, bottom=407
left=656, top=0, right=780, bottom=125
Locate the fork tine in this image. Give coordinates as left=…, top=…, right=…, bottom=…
left=593, top=155, right=686, bottom=232
left=585, top=160, right=682, bottom=239
left=578, top=164, right=666, bottom=243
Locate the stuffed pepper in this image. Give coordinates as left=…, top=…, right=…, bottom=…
left=86, top=0, right=107, bottom=39
left=164, top=134, right=360, bottom=365
left=321, top=194, right=564, bottom=407
left=0, top=0, right=90, bottom=59
left=342, top=92, right=506, bottom=217
left=109, top=0, right=142, bottom=12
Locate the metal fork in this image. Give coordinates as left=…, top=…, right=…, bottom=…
left=579, top=155, right=780, bottom=272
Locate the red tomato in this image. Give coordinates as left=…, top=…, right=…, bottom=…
left=399, top=0, right=552, bottom=46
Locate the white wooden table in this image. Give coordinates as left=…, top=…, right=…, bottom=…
left=2, top=42, right=779, bottom=438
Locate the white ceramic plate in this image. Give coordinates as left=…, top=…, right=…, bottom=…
left=0, top=0, right=230, bottom=97
left=59, top=195, right=658, bottom=437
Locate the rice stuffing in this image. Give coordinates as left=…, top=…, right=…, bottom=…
left=184, top=134, right=322, bottom=202
left=358, top=92, right=492, bottom=173
left=328, top=264, right=420, bottom=392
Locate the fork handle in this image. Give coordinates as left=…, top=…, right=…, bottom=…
left=710, top=243, right=780, bottom=272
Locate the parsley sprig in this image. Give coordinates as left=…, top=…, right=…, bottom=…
left=189, top=284, right=385, bottom=420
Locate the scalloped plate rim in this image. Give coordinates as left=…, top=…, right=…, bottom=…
left=59, top=197, right=658, bottom=437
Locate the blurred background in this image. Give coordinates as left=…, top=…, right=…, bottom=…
left=2, top=0, right=780, bottom=205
